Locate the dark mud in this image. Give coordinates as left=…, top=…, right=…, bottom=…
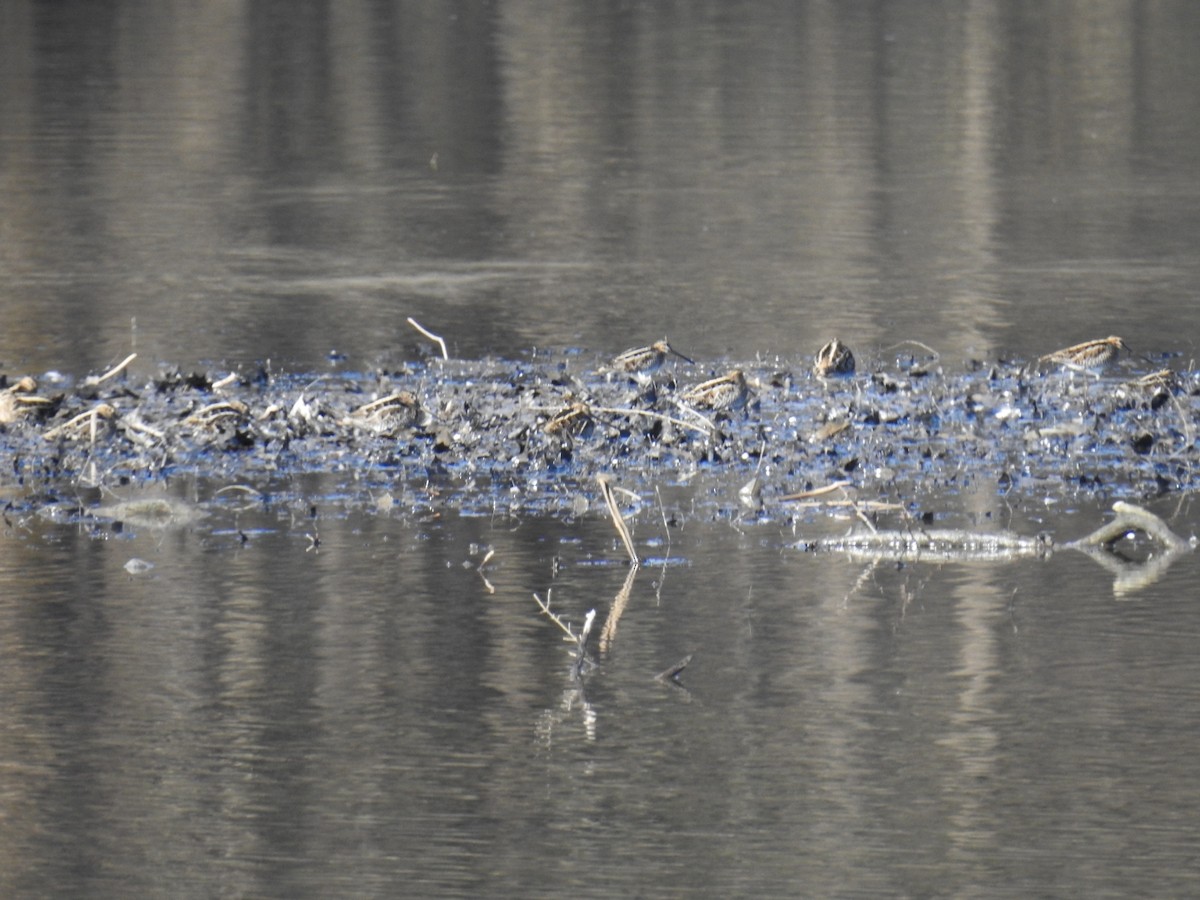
left=1, top=348, right=1196, bottom=529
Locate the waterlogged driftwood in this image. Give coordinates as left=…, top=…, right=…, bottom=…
left=799, top=502, right=1192, bottom=594
left=530, top=592, right=594, bottom=681
left=801, top=502, right=1188, bottom=561
left=1062, top=501, right=1193, bottom=596
left=533, top=590, right=595, bottom=654
left=1064, top=501, right=1189, bottom=553
left=655, top=653, right=694, bottom=683
left=799, top=527, right=1051, bottom=562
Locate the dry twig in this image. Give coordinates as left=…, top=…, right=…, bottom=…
left=591, top=404, right=714, bottom=437
left=84, top=353, right=137, bottom=387
left=407, top=317, right=449, bottom=361
left=43, top=404, right=116, bottom=442
left=533, top=590, right=590, bottom=642
left=598, top=475, right=639, bottom=564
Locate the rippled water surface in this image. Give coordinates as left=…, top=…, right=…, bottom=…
left=3, top=493, right=1200, bottom=897
left=3, top=2, right=1200, bottom=896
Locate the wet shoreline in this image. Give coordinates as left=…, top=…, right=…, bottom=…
left=1, top=347, right=1195, bottom=526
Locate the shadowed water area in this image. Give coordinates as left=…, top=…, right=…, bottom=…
left=3, top=2, right=1200, bottom=897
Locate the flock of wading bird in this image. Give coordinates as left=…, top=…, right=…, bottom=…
left=0, top=332, right=1176, bottom=451
left=600, top=332, right=1154, bottom=399
left=605, top=334, right=1142, bottom=388
left=534, top=333, right=1180, bottom=458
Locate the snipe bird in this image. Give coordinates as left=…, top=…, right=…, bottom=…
left=605, top=339, right=693, bottom=379
left=0, top=376, right=52, bottom=426
left=813, top=339, right=856, bottom=378
left=680, top=370, right=750, bottom=412
left=1038, top=336, right=1130, bottom=375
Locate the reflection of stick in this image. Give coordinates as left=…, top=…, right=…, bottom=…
left=598, top=475, right=639, bottom=564
left=655, top=653, right=694, bottom=682
left=406, top=317, right=449, bottom=360
left=835, top=483, right=877, bottom=534
left=599, top=563, right=638, bottom=655
left=595, top=475, right=641, bottom=653
left=477, top=548, right=495, bottom=594
left=655, top=485, right=671, bottom=551
left=1069, top=543, right=1181, bottom=597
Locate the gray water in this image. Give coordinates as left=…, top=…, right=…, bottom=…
left=3, top=2, right=1200, bottom=897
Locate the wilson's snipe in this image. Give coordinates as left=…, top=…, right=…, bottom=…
left=813, top=338, right=856, bottom=378
left=0, top=376, right=53, bottom=425
left=680, top=370, right=750, bottom=412
left=346, top=390, right=424, bottom=430
left=605, top=339, right=693, bottom=379
left=1130, top=369, right=1178, bottom=391
left=543, top=400, right=594, bottom=437
left=1039, top=336, right=1130, bottom=375
left=1121, top=368, right=1180, bottom=410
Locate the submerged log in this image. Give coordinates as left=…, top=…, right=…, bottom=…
left=1064, top=501, right=1189, bottom=553
left=798, top=527, right=1051, bottom=562
left=796, top=502, right=1192, bottom=594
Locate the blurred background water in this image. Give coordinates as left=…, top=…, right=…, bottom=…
left=2, top=0, right=1198, bottom=373
left=2, top=2, right=1200, bottom=896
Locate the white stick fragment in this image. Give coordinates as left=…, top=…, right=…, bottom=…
left=407, top=317, right=449, bottom=361
left=581, top=609, right=596, bottom=645
left=86, top=352, right=138, bottom=386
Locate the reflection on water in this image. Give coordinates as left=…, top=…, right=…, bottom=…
left=5, top=1, right=1200, bottom=895
left=2, top=489, right=1200, bottom=896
